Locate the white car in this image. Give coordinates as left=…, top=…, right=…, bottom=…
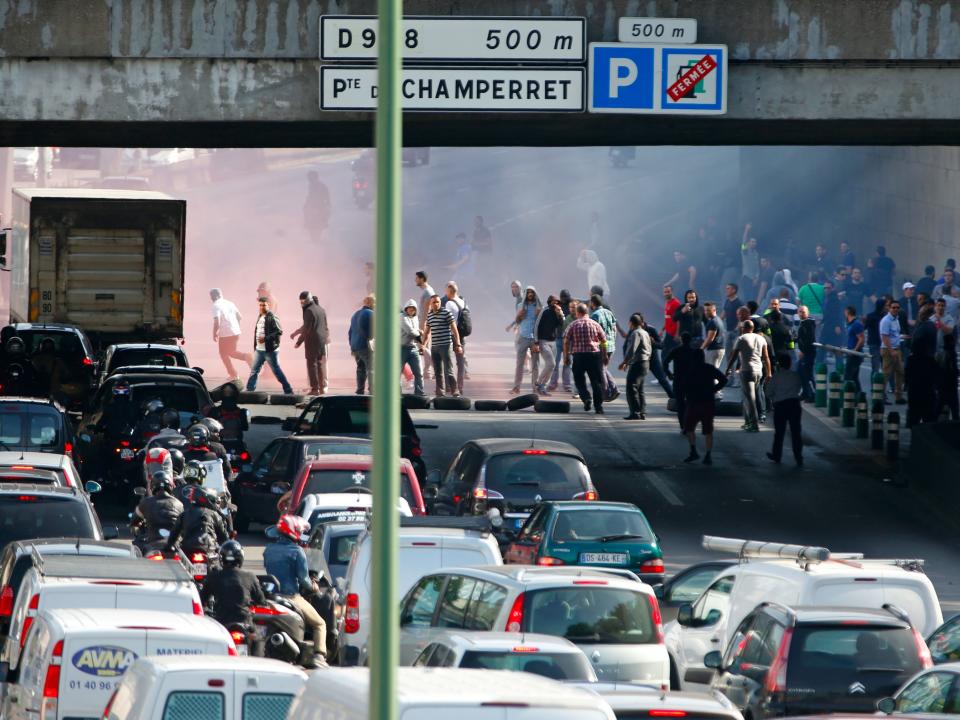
left=411, top=630, right=598, bottom=682
left=0, top=452, right=83, bottom=490
left=4, top=608, right=235, bottom=720
left=295, top=491, right=411, bottom=527
left=573, top=682, right=744, bottom=720
left=398, top=565, right=670, bottom=686
left=103, top=656, right=306, bottom=720
left=286, top=667, right=616, bottom=720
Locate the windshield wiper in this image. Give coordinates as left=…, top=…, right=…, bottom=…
left=858, top=667, right=905, bottom=673
left=599, top=533, right=647, bottom=543
left=507, top=481, right=540, bottom=487
left=565, top=634, right=601, bottom=642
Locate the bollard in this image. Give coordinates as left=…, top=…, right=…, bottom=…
left=871, top=371, right=886, bottom=406
left=886, top=411, right=900, bottom=462
left=827, top=371, right=842, bottom=417
left=841, top=381, right=857, bottom=427
left=871, top=400, right=885, bottom=449
left=856, top=392, right=869, bottom=438
left=814, top=363, right=828, bottom=408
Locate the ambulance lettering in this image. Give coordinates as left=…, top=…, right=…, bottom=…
left=71, top=646, right=138, bottom=677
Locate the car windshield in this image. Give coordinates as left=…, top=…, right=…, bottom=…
left=304, top=469, right=414, bottom=506
left=786, top=625, right=922, bottom=700
left=314, top=404, right=417, bottom=436
left=111, top=349, right=186, bottom=370
left=0, top=496, right=96, bottom=549
left=0, top=410, right=62, bottom=451
left=524, top=587, right=657, bottom=645
left=129, top=385, right=203, bottom=414
left=484, top=453, right=590, bottom=500
left=304, top=441, right=372, bottom=458
left=459, top=650, right=594, bottom=680
left=551, top=509, right=652, bottom=542
left=326, top=533, right=360, bottom=583
left=0, top=470, right=59, bottom=485
left=15, top=331, right=87, bottom=361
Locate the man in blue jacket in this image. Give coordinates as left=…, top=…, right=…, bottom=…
left=349, top=294, right=375, bottom=394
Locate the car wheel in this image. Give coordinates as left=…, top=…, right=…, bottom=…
left=534, top=399, right=570, bottom=414
left=269, top=393, right=306, bottom=406
left=433, top=396, right=471, bottom=411
left=402, top=394, right=431, bottom=411
left=506, top=393, right=538, bottom=411
left=237, top=391, right=270, bottom=404
left=474, top=399, right=508, bottom=411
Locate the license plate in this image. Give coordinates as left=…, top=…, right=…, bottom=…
left=256, top=624, right=268, bottom=640
left=190, top=563, right=208, bottom=577
left=580, top=552, right=628, bottom=565
left=120, top=449, right=134, bottom=460
left=235, top=643, right=248, bottom=656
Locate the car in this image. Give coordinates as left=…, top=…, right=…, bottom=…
left=98, top=343, right=192, bottom=386
left=704, top=604, right=932, bottom=719
left=305, top=521, right=365, bottom=591
left=397, top=565, right=669, bottom=686
left=295, top=490, right=412, bottom=529
left=0, top=323, right=99, bottom=410
left=235, top=435, right=371, bottom=531
left=339, top=516, right=503, bottom=666
left=0, top=451, right=85, bottom=489
left=102, top=656, right=307, bottom=720
left=0, top=398, right=77, bottom=462
left=0, top=538, right=138, bottom=640
left=654, top=561, right=737, bottom=623
left=411, top=630, right=598, bottom=681
left=573, top=683, right=744, bottom=720
left=877, top=662, right=960, bottom=715
left=665, top=537, right=942, bottom=691
left=504, top=501, right=665, bottom=584
left=426, top=439, right=598, bottom=530
left=0, top=484, right=117, bottom=552
left=286, top=667, right=616, bottom=720
left=281, top=395, right=427, bottom=481
left=3, top=608, right=235, bottom=720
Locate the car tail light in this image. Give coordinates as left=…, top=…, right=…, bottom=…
left=506, top=593, right=525, bottom=632
left=0, top=586, right=13, bottom=617
left=640, top=559, right=665, bottom=574
left=473, top=487, right=487, bottom=500
left=41, top=639, right=63, bottom=720
left=344, top=593, right=360, bottom=634
left=536, top=557, right=565, bottom=566
left=913, top=627, right=933, bottom=669
left=191, top=553, right=206, bottom=563
left=64, top=442, right=73, bottom=454
left=511, top=646, right=539, bottom=653
left=573, top=579, right=608, bottom=585
left=18, top=495, right=38, bottom=502
left=230, top=630, right=246, bottom=645
left=240, top=451, right=250, bottom=461
left=102, top=689, right=119, bottom=719
left=193, top=600, right=203, bottom=616
left=82, top=357, right=94, bottom=366
left=649, top=711, right=687, bottom=717
left=251, top=604, right=286, bottom=616
left=119, top=440, right=130, bottom=448
left=227, top=643, right=238, bottom=657
left=573, top=490, right=598, bottom=500
left=146, top=552, right=164, bottom=562
left=522, top=449, right=548, bottom=455
left=764, top=626, right=794, bottom=693
left=21, top=593, right=40, bottom=647
left=208, top=679, right=225, bottom=687
left=647, top=593, right=664, bottom=643
left=11, top=465, right=33, bottom=470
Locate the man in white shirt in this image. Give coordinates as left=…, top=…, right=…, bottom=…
left=879, top=300, right=905, bottom=404
left=210, top=288, right=251, bottom=382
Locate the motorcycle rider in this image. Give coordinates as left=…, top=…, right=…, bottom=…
left=263, top=515, right=328, bottom=667
left=136, top=398, right=166, bottom=443
left=165, top=485, right=229, bottom=556
left=133, top=470, right=184, bottom=551
left=169, top=448, right=186, bottom=483
left=195, top=417, right=234, bottom=483
left=184, top=424, right=232, bottom=482
left=207, top=383, right=249, bottom=445
left=175, top=459, right=206, bottom=505
left=200, top=540, right=266, bottom=633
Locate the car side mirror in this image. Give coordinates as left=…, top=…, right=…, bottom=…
left=133, top=487, right=147, bottom=497
left=281, top=418, right=297, bottom=432
left=79, top=433, right=92, bottom=443
left=704, top=608, right=722, bottom=626
left=102, top=525, right=119, bottom=540
left=84, top=480, right=102, bottom=494
left=877, top=698, right=896, bottom=715
left=676, top=603, right=694, bottom=627
left=422, top=486, right=439, bottom=502
left=703, top=651, right=722, bottom=670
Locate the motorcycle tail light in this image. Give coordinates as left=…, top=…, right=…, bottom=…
left=191, top=553, right=205, bottom=563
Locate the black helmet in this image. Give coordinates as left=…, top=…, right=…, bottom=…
left=194, top=487, right=218, bottom=508
left=198, top=417, right=223, bottom=441
left=169, top=448, right=185, bottom=476
left=219, top=540, right=244, bottom=569
left=160, top=409, right=180, bottom=430
left=221, top=382, right=239, bottom=398
left=144, top=398, right=165, bottom=415
left=5, top=337, right=25, bottom=356
left=151, top=469, right=175, bottom=494
left=183, top=459, right=207, bottom=484
left=187, top=424, right=210, bottom=447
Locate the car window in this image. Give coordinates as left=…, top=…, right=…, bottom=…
left=442, top=449, right=465, bottom=487
left=131, top=385, right=202, bottom=414
left=328, top=533, right=359, bottom=567
left=0, top=495, right=96, bottom=547
left=525, top=587, right=657, bottom=644
left=28, top=415, right=60, bottom=447
left=460, top=650, right=593, bottom=681
left=483, top=453, right=590, bottom=498
left=18, top=331, right=85, bottom=360
left=723, top=614, right=756, bottom=669
left=413, top=643, right=437, bottom=666
left=551, top=509, right=651, bottom=542
left=111, top=349, right=186, bottom=370
left=0, top=415, right=20, bottom=446
left=518, top=506, right=548, bottom=541
left=302, top=469, right=414, bottom=506
left=427, top=644, right=455, bottom=667
left=736, top=613, right=783, bottom=672
left=436, top=576, right=478, bottom=628
left=928, top=616, right=960, bottom=664
left=401, top=575, right=445, bottom=627
left=692, top=575, right=734, bottom=623
left=896, top=672, right=956, bottom=714
left=667, top=565, right=727, bottom=604
left=303, top=441, right=371, bottom=458
left=241, top=693, right=294, bottom=720
left=464, top=581, right=508, bottom=631
left=270, top=442, right=294, bottom=474
left=314, top=403, right=416, bottom=436
left=255, top=441, right=282, bottom=473
left=163, top=691, right=225, bottom=720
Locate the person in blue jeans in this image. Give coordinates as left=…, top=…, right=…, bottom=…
left=246, top=297, right=293, bottom=394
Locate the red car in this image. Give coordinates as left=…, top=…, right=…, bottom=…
left=279, top=455, right=426, bottom=516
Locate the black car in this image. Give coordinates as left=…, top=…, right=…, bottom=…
left=0, top=538, right=136, bottom=639
left=654, top=560, right=736, bottom=623
left=281, top=395, right=426, bottom=481
left=0, top=322, right=98, bottom=410
left=98, top=343, right=193, bottom=386
left=704, top=603, right=930, bottom=718
left=235, top=435, right=372, bottom=531
left=0, top=484, right=117, bottom=553
left=426, top=439, right=597, bottom=532
left=0, top=397, right=76, bottom=459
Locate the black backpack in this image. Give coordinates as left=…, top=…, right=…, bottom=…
left=456, top=299, right=473, bottom=338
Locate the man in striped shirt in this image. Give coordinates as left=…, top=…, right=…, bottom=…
left=563, top=303, right=608, bottom=414
left=421, top=294, right=463, bottom=397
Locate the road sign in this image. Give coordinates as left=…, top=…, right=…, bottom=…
left=588, top=43, right=727, bottom=114
left=617, top=17, right=697, bottom=44
left=321, top=66, right=585, bottom=112
left=321, top=16, right=586, bottom=62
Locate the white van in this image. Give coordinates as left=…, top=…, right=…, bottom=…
left=664, top=537, right=943, bottom=690
left=103, top=656, right=307, bottom=720
left=2, top=556, right=200, bottom=675
left=338, top=517, right=502, bottom=666
left=3, top=608, right=235, bottom=720
left=286, top=667, right=616, bottom=720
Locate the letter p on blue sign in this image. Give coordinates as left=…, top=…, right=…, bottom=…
left=589, top=45, right=654, bottom=112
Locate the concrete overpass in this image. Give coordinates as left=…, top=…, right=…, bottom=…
left=0, top=0, right=959, bottom=146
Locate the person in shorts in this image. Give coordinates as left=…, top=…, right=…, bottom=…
left=682, top=350, right=727, bottom=465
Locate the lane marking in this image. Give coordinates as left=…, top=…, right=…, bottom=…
left=645, top=471, right=684, bottom=507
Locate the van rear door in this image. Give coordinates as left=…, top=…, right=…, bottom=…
left=440, top=537, right=497, bottom=568
left=398, top=540, right=442, bottom=599
left=145, top=626, right=227, bottom=659
left=62, top=631, right=147, bottom=720
left=158, top=669, right=235, bottom=720
left=115, top=582, right=195, bottom=613
left=880, top=577, right=941, bottom=635
left=233, top=670, right=301, bottom=720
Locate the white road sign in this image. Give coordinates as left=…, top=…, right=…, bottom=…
left=617, top=17, right=697, bottom=44
left=321, top=66, right=585, bottom=112
left=321, top=16, right=586, bottom=62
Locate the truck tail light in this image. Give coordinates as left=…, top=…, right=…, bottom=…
left=764, top=626, right=794, bottom=694
left=193, top=600, right=203, bottom=616
left=344, top=593, right=360, bottom=634
left=21, top=593, right=40, bottom=647
left=505, top=593, right=525, bottom=632
left=41, top=639, right=63, bottom=720
left=0, top=585, right=13, bottom=617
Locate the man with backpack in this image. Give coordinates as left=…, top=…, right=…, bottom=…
left=445, top=281, right=472, bottom=395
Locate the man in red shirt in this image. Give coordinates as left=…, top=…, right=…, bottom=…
left=563, top=303, right=608, bottom=414
left=662, top=285, right=682, bottom=360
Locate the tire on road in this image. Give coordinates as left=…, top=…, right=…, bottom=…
left=534, top=399, right=570, bottom=414
left=506, top=393, right=538, bottom=411
left=474, top=399, right=508, bottom=411
left=433, top=396, right=472, bottom=411
left=269, top=393, right=306, bottom=406
left=238, top=391, right=270, bottom=405
left=402, top=394, right=432, bottom=411
left=715, top=400, right=742, bottom=416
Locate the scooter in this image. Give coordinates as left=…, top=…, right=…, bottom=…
left=352, top=174, right=373, bottom=209
left=222, top=438, right=252, bottom=478
left=253, top=574, right=331, bottom=668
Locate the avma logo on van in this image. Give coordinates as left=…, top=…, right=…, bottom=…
left=71, top=646, right=138, bottom=677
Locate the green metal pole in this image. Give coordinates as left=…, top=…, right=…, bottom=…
left=370, top=0, right=401, bottom=718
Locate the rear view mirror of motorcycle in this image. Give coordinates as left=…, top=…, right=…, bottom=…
left=84, top=481, right=102, bottom=494
left=133, top=487, right=147, bottom=497
left=79, top=433, right=92, bottom=443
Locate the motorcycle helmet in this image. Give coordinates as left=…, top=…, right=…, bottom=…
left=160, top=408, right=180, bottom=430
left=183, top=459, right=207, bottom=484
left=276, top=514, right=310, bottom=544
left=198, top=417, right=223, bottom=442
left=193, top=486, right=219, bottom=509
left=144, top=446, right=171, bottom=476
left=144, top=398, right=165, bottom=415
left=169, top=448, right=185, bottom=476
left=5, top=337, right=25, bottom=357
left=187, top=424, right=210, bottom=447
left=219, top=540, right=244, bottom=569
left=151, top=469, right=175, bottom=495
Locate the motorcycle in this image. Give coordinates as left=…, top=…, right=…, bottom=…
left=252, top=574, right=334, bottom=668
left=222, top=438, right=252, bottom=478
left=352, top=174, right=373, bottom=209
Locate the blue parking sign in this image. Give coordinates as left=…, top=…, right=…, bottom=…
left=590, top=45, right=655, bottom=111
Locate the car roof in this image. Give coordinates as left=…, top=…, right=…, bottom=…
left=737, top=558, right=926, bottom=580
left=109, top=365, right=199, bottom=377
left=787, top=606, right=912, bottom=626
left=40, top=608, right=216, bottom=633
left=129, top=655, right=307, bottom=676
left=443, top=565, right=648, bottom=589
left=0, top=452, right=69, bottom=469
left=304, top=455, right=413, bottom=470
left=293, top=436, right=372, bottom=444
left=30, top=555, right=192, bottom=583
left=467, top=438, right=586, bottom=459
left=108, top=344, right=184, bottom=352
left=0, top=397, right=65, bottom=411
left=576, top=685, right=741, bottom=716
left=0, top=484, right=82, bottom=498
left=6, top=322, right=86, bottom=334
left=548, top=501, right=640, bottom=512
left=428, top=631, right=582, bottom=652
left=105, top=372, right=206, bottom=388
left=8, top=539, right=135, bottom=557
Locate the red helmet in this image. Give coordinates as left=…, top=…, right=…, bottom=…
left=276, top=514, right=309, bottom=544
